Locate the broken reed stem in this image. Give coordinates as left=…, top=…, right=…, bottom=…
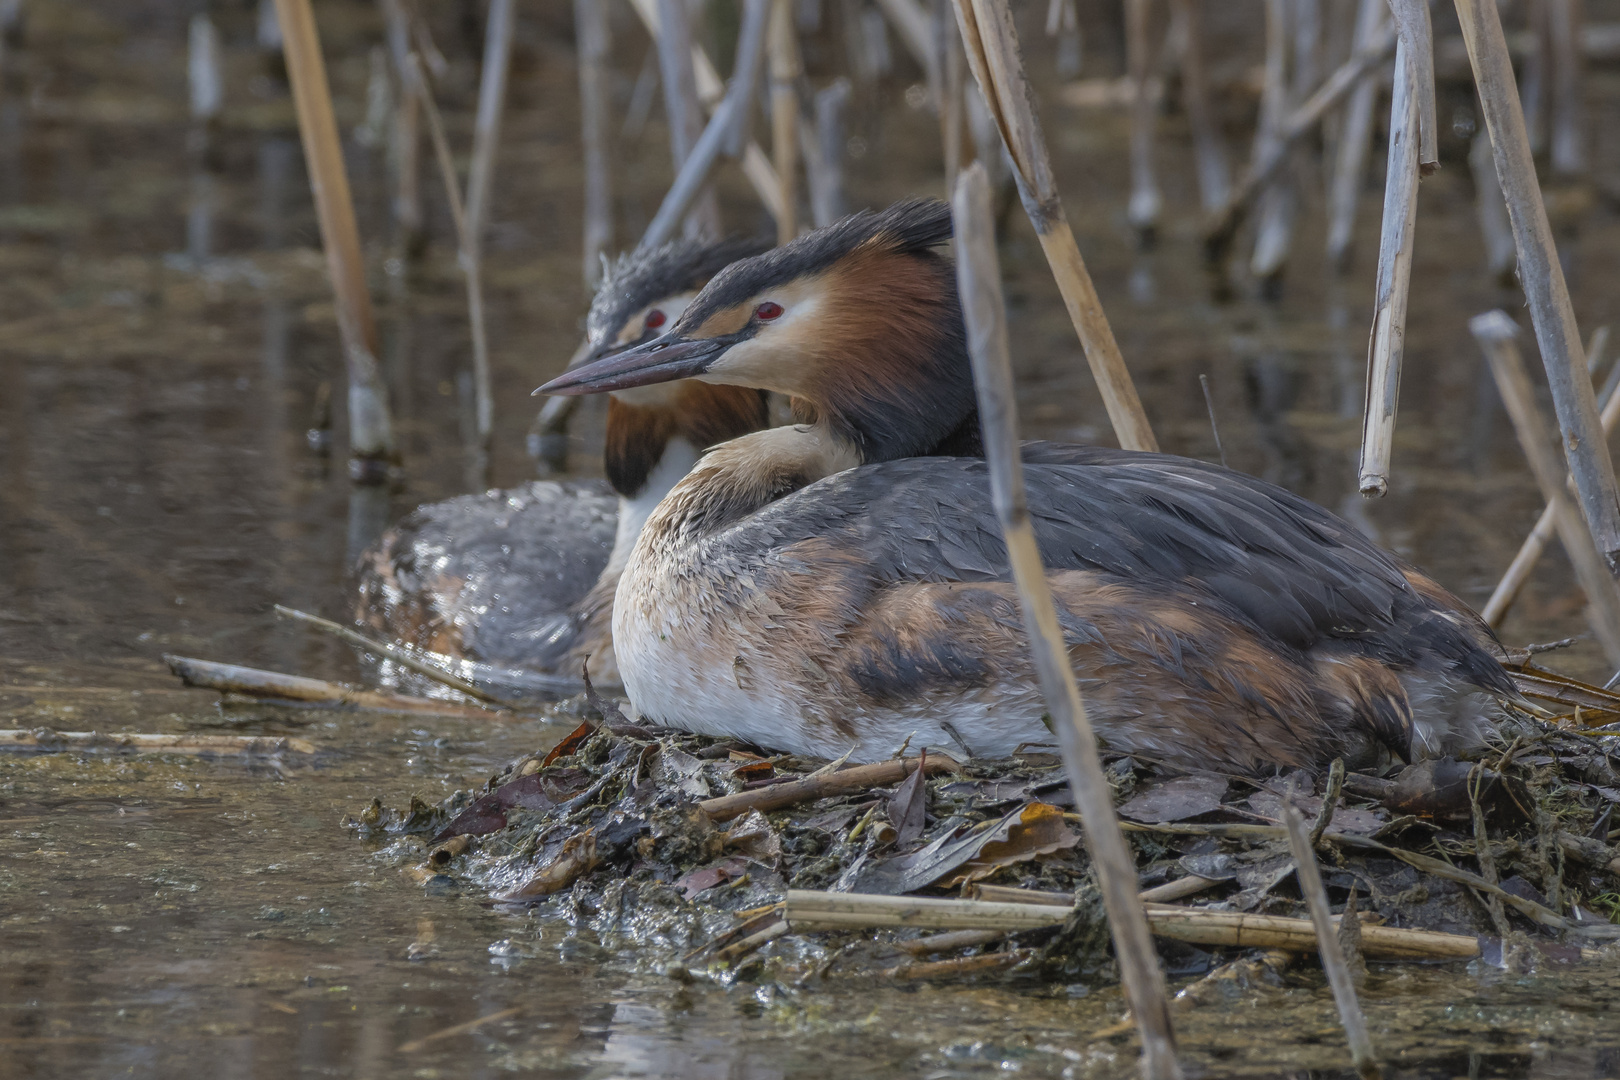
left=575, top=0, right=613, bottom=285
left=1357, top=38, right=1422, bottom=499
left=1171, top=0, right=1229, bottom=213
left=782, top=891, right=1484, bottom=961
left=272, top=604, right=514, bottom=706
left=768, top=0, right=801, bottom=243
left=1385, top=0, right=1438, bottom=172
left=1124, top=0, right=1160, bottom=235
left=0, top=729, right=316, bottom=756
left=970, top=875, right=1222, bottom=906
left=697, top=755, right=954, bottom=822
left=637, top=0, right=772, bottom=253
left=1283, top=808, right=1382, bottom=1078
left=1204, top=21, right=1397, bottom=260
left=1454, top=0, right=1620, bottom=573
left=164, top=655, right=515, bottom=720
left=1483, top=326, right=1614, bottom=626
left=655, top=0, right=721, bottom=238
left=952, top=161, right=1180, bottom=1080
left=952, top=0, right=1158, bottom=454
left=273, top=0, right=394, bottom=475
left=1325, top=0, right=1386, bottom=269
left=1470, top=311, right=1620, bottom=667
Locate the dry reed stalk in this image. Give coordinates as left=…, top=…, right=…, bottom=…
left=575, top=0, right=614, bottom=285
left=188, top=13, right=223, bottom=124
left=1385, top=0, right=1438, bottom=172
left=936, top=0, right=970, bottom=191
left=1125, top=0, right=1161, bottom=235
left=1482, top=326, right=1614, bottom=626
left=165, top=655, right=514, bottom=720
left=627, top=0, right=784, bottom=222
left=656, top=0, right=722, bottom=238
left=378, top=0, right=424, bottom=254
left=895, top=928, right=1006, bottom=956
left=782, top=891, right=1484, bottom=960
left=697, top=755, right=955, bottom=822
left=1357, top=39, right=1422, bottom=498
left=952, top=162, right=1179, bottom=1080
left=1454, top=0, right=1620, bottom=572
left=1547, top=0, right=1587, bottom=177
left=0, top=730, right=317, bottom=756
left=951, top=0, right=1159, bottom=453
left=1471, top=311, right=1620, bottom=666
left=1469, top=131, right=1516, bottom=281
left=1283, top=806, right=1383, bottom=1079
left=876, top=0, right=936, bottom=72
left=637, top=0, right=773, bottom=253
left=768, top=0, right=801, bottom=243
left=273, top=0, right=395, bottom=476
left=1204, top=20, right=1396, bottom=260
left=970, top=875, right=1221, bottom=905
left=1247, top=0, right=1292, bottom=279
left=461, top=0, right=516, bottom=472
left=808, top=79, right=851, bottom=226
left=1324, top=0, right=1385, bottom=268
left=1171, top=0, right=1230, bottom=213
left=882, top=950, right=1031, bottom=979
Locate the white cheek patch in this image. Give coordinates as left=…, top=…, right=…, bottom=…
left=604, top=292, right=699, bottom=349
left=704, top=291, right=823, bottom=392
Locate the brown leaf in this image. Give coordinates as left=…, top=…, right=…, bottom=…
left=722, top=809, right=782, bottom=865
left=677, top=855, right=751, bottom=900
left=1116, top=774, right=1228, bottom=823
left=941, top=802, right=1080, bottom=887
left=889, top=748, right=928, bottom=847
left=540, top=720, right=594, bottom=769
left=849, top=801, right=1079, bottom=895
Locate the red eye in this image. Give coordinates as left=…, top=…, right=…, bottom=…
left=755, top=301, right=784, bottom=321
left=644, top=309, right=666, bottom=330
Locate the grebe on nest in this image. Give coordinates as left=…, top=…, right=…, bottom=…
left=355, top=236, right=771, bottom=681
left=538, top=199, right=1517, bottom=773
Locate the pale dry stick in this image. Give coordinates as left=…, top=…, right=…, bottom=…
left=768, top=0, right=801, bottom=243
left=970, top=875, right=1222, bottom=906
left=164, top=655, right=515, bottom=720
left=936, top=0, right=970, bottom=192
left=1247, top=0, right=1291, bottom=278
left=626, top=0, right=785, bottom=223
left=575, top=0, right=614, bottom=286
left=188, top=13, right=223, bottom=123
left=783, top=891, right=1485, bottom=960
left=1253, top=0, right=1324, bottom=279
left=951, top=0, right=1159, bottom=454
left=378, top=0, right=424, bottom=253
left=1547, top=0, right=1587, bottom=177
left=697, top=755, right=955, bottom=822
left=1469, top=130, right=1516, bottom=282
left=1125, top=0, right=1161, bottom=236
left=1455, top=0, right=1620, bottom=573
left=0, top=730, right=316, bottom=756
left=808, top=79, right=851, bottom=226
left=273, top=0, right=394, bottom=475
left=1386, top=0, right=1438, bottom=173
left=1471, top=311, right=1620, bottom=667
left=952, top=163, right=1179, bottom=1080
left=1482, top=326, right=1614, bottom=626
left=1203, top=21, right=1397, bottom=260
left=1172, top=0, right=1230, bottom=213
left=462, top=0, right=516, bottom=469
left=1357, top=39, right=1422, bottom=498
left=1283, top=807, right=1382, bottom=1079
left=637, top=0, right=773, bottom=254
left=876, top=0, right=936, bottom=73
left=655, top=0, right=721, bottom=238
left=1324, top=0, right=1386, bottom=269
left=272, top=604, right=513, bottom=706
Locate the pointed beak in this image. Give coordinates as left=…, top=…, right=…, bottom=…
left=534, top=334, right=735, bottom=397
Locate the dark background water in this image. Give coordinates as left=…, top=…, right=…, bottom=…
left=5, top=0, right=1620, bottom=1076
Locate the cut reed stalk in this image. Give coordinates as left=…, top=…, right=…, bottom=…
left=637, top=0, right=773, bottom=253
left=1454, top=0, right=1620, bottom=572
left=1324, top=0, right=1385, bottom=269
left=1125, top=0, right=1161, bottom=236
left=953, top=162, right=1179, bottom=1080
left=1483, top=326, right=1615, bottom=626
left=575, top=0, right=614, bottom=285
left=1385, top=0, right=1438, bottom=172
left=768, top=0, right=802, bottom=243
left=656, top=0, right=722, bottom=238
left=1471, top=311, right=1620, bottom=666
left=1172, top=0, right=1229, bottom=213
left=273, top=0, right=395, bottom=478
left=697, top=755, right=955, bottom=822
left=164, top=655, right=514, bottom=720
left=1357, top=38, right=1422, bottom=498
left=1283, top=806, right=1383, bottom=1079
left=951, top=0, right=1159, bottom=453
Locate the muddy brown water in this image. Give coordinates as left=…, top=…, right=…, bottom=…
left=6, top=2, right=1620, bottom=1077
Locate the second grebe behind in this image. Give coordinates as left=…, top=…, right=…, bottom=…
left=538, top=199, right=1515, bottom=772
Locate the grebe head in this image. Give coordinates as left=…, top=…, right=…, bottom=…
left=541, top=199, right=972, bottom=465
left=572, top=236, right=773, bottom=499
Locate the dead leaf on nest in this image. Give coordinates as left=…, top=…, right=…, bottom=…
left=431, top=767, right=594, bottom=844
left=677, top=855, right=751, bottom=900
left=1117, top=774, right=1229, bottom=823
left=889, top=747, right=928, bottom=847
left=849, top=802, right=1079, bottom=895
left=723, top=809, right=782, bottom=865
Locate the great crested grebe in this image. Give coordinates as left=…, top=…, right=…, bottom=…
left=538, top=199, right=1517, bottom=773
left=356, top=235, right=771, bottom=681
